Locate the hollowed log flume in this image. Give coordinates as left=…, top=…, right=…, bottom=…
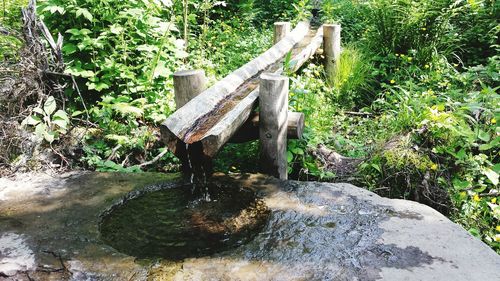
left=160, top=22, right=324, bottom=159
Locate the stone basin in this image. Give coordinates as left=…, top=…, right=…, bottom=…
left=0, top=172, right=499, bottom=281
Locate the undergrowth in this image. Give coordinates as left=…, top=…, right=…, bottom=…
left=1, top=0, right=498, bottom=253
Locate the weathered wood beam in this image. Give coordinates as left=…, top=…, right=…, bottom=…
left=202, top=90, right=260, bottom=157
left=161, top=22, right=310, bottom=155
left=259, top=73, right=289, bottom=180
left=199, top=27, right=323, bottom=157
left=286, top=111, right=305, bottom=139
left=289, top=25, right=324, bottom=72
left=229, top=112, right=305, bottom=144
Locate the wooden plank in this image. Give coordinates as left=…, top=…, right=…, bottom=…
left=286, top=111, right=305, bottom=139
left=259, top=73, right=289, bottom=180
left=289, top=25, right=324, bottom=72
left=160, top=22, right=310, bottom=155
left=202, top=90, right=259, bottom=157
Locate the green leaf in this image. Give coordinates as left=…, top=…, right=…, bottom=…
left=66, top=67, right=95, bottom=78
left=52, top=119, right=68, bottom=130
left=53, top=110, right=70, bottom=122
left=110, top=24, right=124, bottom=34
left=24, top=115, right=41, bottom=126
left=123, top=165, right=143, bottom=173
left=457, top=149, right=467, bottom=159
left=483, top=168, right=499, bottom=186
left=452, top=179, right=470, bottom=190
left=287, top=151, right=293, bottom=162
left=292, top=147, right=304, bottom=155
left=112, top=103, right=143, bottom=117
left=43, top=5, right=65, bottom=14
left=43, top=96, right=57, bottom=116
left=153, top=61, right=171, bottom=79
left=478, top=130, right=491, bottom=142
left=76, top=8, right=93, bottom=22
left=88, top=82, right=110, bottom=92
left=468, top=228, right=480, bottom=238
left=71, top=110, right=84, bottom=117
left=44, top=131, right=56, bottom=143
left=493, top=163, right=500, bottom=173
left=62, top=43, right=77, bottom=55
left=34, top=123, right=47, bottom=139
left=137, top=44, right=159, bottom=53
left=479, top=143, right=493, bottom=151
left=33, top=107, right=45, bottom=115
left=105, top=134, right=129, bottom=145
left=371, top=163, right=382, bottom=173
left=66, top=29, right=81, bottom=36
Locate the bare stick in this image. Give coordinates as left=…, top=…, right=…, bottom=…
left=139, top=149, right=169, bottom=168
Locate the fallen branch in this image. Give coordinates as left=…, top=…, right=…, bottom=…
left=311, top=144, right=363, bottom=176
left=345, top=111, right=373, bottom=117
left=479, top=191, right=500, bottom=198
left=138, top=149, right=169, bottom=168
left=106, top=144, right=122, bottom=161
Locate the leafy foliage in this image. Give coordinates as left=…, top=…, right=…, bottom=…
left=0, top=0, right=27, bottom=61
left=312, top=0, right=499, bottom=252
left=22, top=96, right=70, bottom=143
left=2, top=0, right=499, bottom=253
left=190, top=19, right=272, bottom=78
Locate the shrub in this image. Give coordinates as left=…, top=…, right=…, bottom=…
left=357, top=53, right=499, bottom=252
left=328, top=46, right=375, bottom=108
left=190, top=19, right=272, bottom=79
left=321, top=0, right=370, bottom=44
left=0, top=0, right=27, bottom=61
left=37, top=0, right=187, bottom=170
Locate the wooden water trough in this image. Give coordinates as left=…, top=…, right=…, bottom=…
left=160, top=22, right=341, bottom=180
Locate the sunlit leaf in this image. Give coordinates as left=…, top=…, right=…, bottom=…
left=23, top=115, right=41, bottom=126
left=478, top=130, right=491, bottom=142
left=76, top=8, right=93, bottom=22
left=34, top=123, right=47, bottom=139
left=62, top=43, right=77, bottom=55
left=483, top=168, right=499, bottom=186
left=112, top=103, right=143, bottom=117
left=43, top=96, right=57, bottom=116
left=52, top=119, right=68, bottom=130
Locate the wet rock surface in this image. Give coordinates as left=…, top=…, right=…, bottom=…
left=0, top=172, right=499, bottom=281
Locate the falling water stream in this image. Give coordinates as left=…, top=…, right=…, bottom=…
left=185, top=143, right=211, bottom=202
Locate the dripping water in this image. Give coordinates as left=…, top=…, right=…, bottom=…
left=185, top=143, right=211, bottom=202
left=186, top=143, right=195, bottom=192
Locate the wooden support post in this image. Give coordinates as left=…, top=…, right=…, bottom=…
left=173, top=69, right=206, bottom=109
left=274, top=22, right=291, bottom=45
left=323, top=24, right=341, bottom=79
left=259, top=73, right=289, bottom=180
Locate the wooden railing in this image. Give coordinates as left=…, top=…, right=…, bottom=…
left=160, top=22, right=341, bottom=180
